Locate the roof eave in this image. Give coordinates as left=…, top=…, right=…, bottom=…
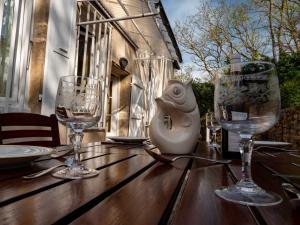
left=156, top=1, right=183, bottom=65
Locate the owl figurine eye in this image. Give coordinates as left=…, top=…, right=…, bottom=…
left=173, top=86, right=182, bottom=96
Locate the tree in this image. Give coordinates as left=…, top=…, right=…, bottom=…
left=175, top=0, right=300, bottom=79
left=192, top=82, right=214, bottom=117
left=175, top=1, right=271, bottom=80
left=175, top=64, right=194, bottom=81
left=254, top=0, right=300, bottom=59
left=277, top=52, right=300, bottom=108
left=175, top=0, right=300, bottom=108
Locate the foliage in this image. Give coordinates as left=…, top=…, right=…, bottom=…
left=192, top=82, right=214, bottom=117
left=280, top=79, right=300, bottom=108
left=176, top=52, right=300, bottom=112
left=174, top=65, right=194, bottom=81
left=277, top=52, right=300, bottom=108
left=277, top=52, right=300, bottom=83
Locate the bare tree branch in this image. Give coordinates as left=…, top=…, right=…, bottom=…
left=174, top=0, right=299, bottom=80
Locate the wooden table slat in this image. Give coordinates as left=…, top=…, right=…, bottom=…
left=0, top=154, right=154, bottom=225
left=0, top=142, right=298, bottom=225
left=171, top=163, right=258, bottom=225
left=228, top=162, right=300, bottom=225
left=0, top=153, right=138, bottom=206
left=71, top=160, right=190, bottom=225
left=0, top=143, right=147, bottom=181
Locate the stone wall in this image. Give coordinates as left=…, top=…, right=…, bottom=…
left=256, top=107, right=300, bottom=149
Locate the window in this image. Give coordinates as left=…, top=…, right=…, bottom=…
left=0, top=0, right=19, bottom=98
left=75, top=2, right=112, bottom=80
left=0, top=0, right=33, bottom=112
left=75, top=1, right=112, bottom=128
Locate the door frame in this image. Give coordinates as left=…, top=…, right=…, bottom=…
left=106, top=74, right=120, bottom=136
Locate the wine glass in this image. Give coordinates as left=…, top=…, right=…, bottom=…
left=214, top=61, right=282, bottom=206
left=54, top=75, right=102, bottom=179
left=206, top=112, right=221, bottom=149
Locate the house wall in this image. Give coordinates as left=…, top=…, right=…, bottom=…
left=110, top=28, right=140, bottom=136
left=27, top=0, right=140, bottom=142
left=26, top=0, right=70, bottom=143
left=19, top=0, right=176, bottom=143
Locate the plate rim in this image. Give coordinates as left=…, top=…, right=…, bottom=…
left=107, top=136, right=148, bottom=141
left=107, top=136, right=148, bottom=140
left=253, top=141, right=291, bottom=146
left=0, top=145, right=53, bottom=159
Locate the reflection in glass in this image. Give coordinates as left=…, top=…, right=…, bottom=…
left=0, top=0, right=16, bottom=96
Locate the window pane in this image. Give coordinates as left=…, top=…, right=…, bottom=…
left=0, top=0, right=15, bottom=97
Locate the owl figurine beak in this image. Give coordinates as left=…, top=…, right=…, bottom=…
left=155, top=97, right=162, bottom=103
left=155, top=97, right=175, bottom=109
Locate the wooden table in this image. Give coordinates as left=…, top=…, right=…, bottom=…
left=0, top=142, right=300, bottom=225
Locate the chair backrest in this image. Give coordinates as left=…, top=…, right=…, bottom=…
left=0, top=113, right=60, bottom=147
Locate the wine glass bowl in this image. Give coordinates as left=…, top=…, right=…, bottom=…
left=206, top=112, right=221, bottom=148
left=215, top=62, right=280, bottom=135
left=54, top=75, right=102, bottom=179
left=214, top=61, right=282, bottom=206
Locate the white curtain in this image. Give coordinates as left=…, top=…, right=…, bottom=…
left=149, top=57, right=174, bottom=120
left=135, top=51, right=174, bottom=136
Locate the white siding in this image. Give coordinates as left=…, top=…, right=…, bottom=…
left=41, top=0, right=77, bottom=115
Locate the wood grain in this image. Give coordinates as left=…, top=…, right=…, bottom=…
left=0, top=142, right=298, bottom=225
left=171, top=163, right=257, bottom=225
left=71, top=160, right=190, bottom=225
left=228, top=160, right=300, bottom=225
left=0, top=153, right=134, bottom=206
left=0, top=155, right=154, bottom=225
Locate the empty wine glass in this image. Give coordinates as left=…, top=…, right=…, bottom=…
left=214, top=61, right=282, bottom=206
left=54, top=75, right=102, bottom=179
left=206, top=112, right=221, bottom=149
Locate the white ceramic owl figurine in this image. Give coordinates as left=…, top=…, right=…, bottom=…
left=149, top=79, right=201, bottom=154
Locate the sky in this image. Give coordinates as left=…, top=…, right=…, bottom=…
left=161, top=0, right=200, bottom=28
left=161, top=0, right=204, bottom=78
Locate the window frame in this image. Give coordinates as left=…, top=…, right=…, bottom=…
left=0, top=0, right=33, bottom=112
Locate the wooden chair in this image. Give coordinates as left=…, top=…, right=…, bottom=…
left=0, top=113, right=60, bottom=147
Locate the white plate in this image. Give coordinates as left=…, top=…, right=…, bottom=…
left=107, top=136, right=148, bottom=143
left=254, top=141, right=291, bottom=146
left=0, top=145, right=53, bottom=168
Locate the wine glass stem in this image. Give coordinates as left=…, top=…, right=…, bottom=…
left=212, top=131, right=217, bottom=145
left=72, top=132, right=83, bottom=166
left=239, top=136, right=254, bottom=183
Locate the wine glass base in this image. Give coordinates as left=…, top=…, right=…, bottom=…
left=52, top=166, right=99, bottom=179
left=208, top=143, right=220, bottom=149
left=215, top=184, right=282, bottom=206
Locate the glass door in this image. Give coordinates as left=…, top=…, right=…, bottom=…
left=0, top=0, right=19, bottom=99
left=0, top=0, right=33, bottom=112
